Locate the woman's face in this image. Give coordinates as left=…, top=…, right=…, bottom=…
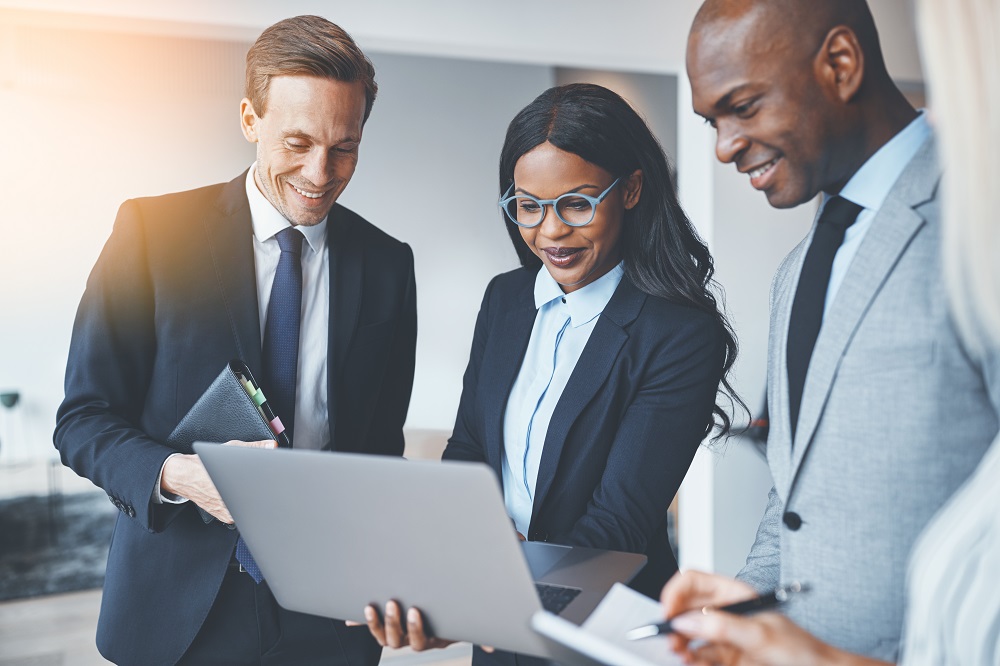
left=513, top=142, right=641, bottom=293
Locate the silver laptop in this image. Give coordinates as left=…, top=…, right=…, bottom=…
left=194, top=444, right=647, bottom=658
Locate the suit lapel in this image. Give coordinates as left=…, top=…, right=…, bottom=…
left=326, top=204, right=363, bottom=449
left=768, top=242, right=807, bottom=498
left=204, top=171, right=262, bottom=374
left=480, top=277, right=536, bottom=476
left=788, top=140, right=940, bottom=484
left=530, top=279, right=644, bottom=522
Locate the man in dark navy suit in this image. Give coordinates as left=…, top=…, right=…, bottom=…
left=55, top=15, right=416, bottom=665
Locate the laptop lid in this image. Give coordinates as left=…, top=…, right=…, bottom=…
left=195, top=444, right=644, bottom=656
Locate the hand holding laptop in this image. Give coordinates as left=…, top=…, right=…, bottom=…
left=161, top=438, right=277, bottom=523
left=349, top=523, right=527, bottom=653
left=194, top=447, right=646, bottom=658
left=352, top=600, right=502, bottom=654
left=346, top=601, right=455, bottom=651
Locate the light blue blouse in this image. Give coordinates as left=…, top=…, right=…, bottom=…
left=501, top=263, right=625, bottom=536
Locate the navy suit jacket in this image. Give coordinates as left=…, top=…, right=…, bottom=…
left=443, top=268, right=724, bottom=597
left=54, top=173, right=416, bottom=665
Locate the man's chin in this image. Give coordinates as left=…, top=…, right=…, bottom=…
left=281, top=203, right=334, bottom=227
left=289, top=216, right=329, bottom=227
left=763, top=187, right=812, bottom=210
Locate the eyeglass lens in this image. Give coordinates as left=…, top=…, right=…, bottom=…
left=503, top=195, right=595, bottom=227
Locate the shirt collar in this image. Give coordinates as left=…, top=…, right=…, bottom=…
left=533, top=262, right=625, bottom=328
left=245, top=163, right=327, bottom=253
left=834, top=111, right=932, bottom=212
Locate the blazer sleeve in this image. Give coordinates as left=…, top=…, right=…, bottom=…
left=737, top=485, right=784, bottom=592
left=562, top=312, right=725, bottom=553
left=364, top=243, right=417, bottom=457
left=53, top=200, right=178, bottom=533
left=441, top=277, right=496, bottom=464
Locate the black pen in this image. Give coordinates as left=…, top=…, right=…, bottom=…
left=625, top=581, right=810, bottom=640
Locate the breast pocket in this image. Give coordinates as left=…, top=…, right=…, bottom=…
left=351, top=319, right=395, bottom=354
left=841, top=341, right=934, bottom=377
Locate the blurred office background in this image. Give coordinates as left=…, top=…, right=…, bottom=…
left=0, top=1, right=924, bottom=663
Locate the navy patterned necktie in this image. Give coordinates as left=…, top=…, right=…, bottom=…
left=786, top=196, right=862, bottom=441
left=236, top=226, right=303, bottom=583
left=261, top=227, right=304, bottom=445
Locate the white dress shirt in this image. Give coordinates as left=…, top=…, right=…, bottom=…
left=501, top=263, right=624, bottom=536
left=822, top=112, right=931, bottom=320
left=245, top=163, right=330, bottom=452
left=155, top=163, right=331, bottom=503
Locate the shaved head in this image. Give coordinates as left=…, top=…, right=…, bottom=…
left=686, top=0, right=914, bottom=208
left=691, top=0, right=884, bottom=71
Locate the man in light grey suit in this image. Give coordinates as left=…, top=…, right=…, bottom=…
left=661, top=0, right=1000, bottom=662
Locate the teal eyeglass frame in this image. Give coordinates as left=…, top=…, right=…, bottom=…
left=498, top=177, right=622, bottom=228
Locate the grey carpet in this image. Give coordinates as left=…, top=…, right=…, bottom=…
left=0, top=492, right=116, bottom=602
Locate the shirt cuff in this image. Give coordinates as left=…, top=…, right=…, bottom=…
left=154, top=453, right=189, bottom=505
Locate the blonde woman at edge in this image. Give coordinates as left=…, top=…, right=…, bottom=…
left=658, top=1, right=1000, bottom=664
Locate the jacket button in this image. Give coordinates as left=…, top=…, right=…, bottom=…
left=783, top=511, right=803, bottom=530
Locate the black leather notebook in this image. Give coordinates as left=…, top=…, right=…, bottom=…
left=166, top=359, right=288, bottom=524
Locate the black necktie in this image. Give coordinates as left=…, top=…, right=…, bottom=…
left=786, top=196, right=862, bottom=440
left=236, top=226, right=303, bottom=583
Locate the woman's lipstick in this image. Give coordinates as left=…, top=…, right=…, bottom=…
left=543, top=247, right=583, bottom=268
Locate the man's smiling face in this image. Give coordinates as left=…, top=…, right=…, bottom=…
left=241, top=75, right=367, bottom=226
left=686, top=8, right=846, bottom=209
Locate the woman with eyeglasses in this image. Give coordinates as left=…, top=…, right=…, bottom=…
left=359, top=82, right=745, bottom=662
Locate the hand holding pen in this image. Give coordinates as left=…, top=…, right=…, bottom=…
left=629, top=581, right=809, bottom=639
left=656, top=572, right=854, bottom=666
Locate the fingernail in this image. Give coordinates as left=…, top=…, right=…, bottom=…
left=407, top=608, right=418, bottom=624
left=669, top=613, right=705, bottom=634
left=385, top=604, right=395, bottom=617
left=364, top=606, right=374, bottom=621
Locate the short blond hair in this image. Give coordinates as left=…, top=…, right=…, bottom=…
left=245, top=15, right=377, bottom=121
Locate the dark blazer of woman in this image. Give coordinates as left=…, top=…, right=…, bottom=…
left=443, top=266, right=725, bottom=598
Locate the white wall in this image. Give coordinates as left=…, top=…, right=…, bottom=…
left=0, top=16, right=556, bottom=461
left=338, top=52, right=552, bottom=428
left=0, top=1, right=701, bottom=74
left=0, top=20, right=255, bottom=462
left=555, top=68, right=679, bottom=168
left=0, top=1, right=925, bottom=82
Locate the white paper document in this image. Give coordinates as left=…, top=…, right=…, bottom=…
left=531, top=583, right=687, bottom=666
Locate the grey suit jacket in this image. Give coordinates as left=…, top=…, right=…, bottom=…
left=738, top=138, right=1000, bottom=660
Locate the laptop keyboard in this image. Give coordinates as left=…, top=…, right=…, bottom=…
left=535, top=582, right=583, bottom=614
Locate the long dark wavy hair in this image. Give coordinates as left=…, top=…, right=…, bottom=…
left=499, top=83, right=746, bottom=440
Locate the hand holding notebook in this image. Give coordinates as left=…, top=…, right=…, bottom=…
left=164, top=360, right=288, bottom=524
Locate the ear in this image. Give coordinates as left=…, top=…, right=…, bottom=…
left=240, top=98, right=260, bottom=143
left=815, top=26, right=865, bottom=103
left=623, top=169, right=643, bottom=210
